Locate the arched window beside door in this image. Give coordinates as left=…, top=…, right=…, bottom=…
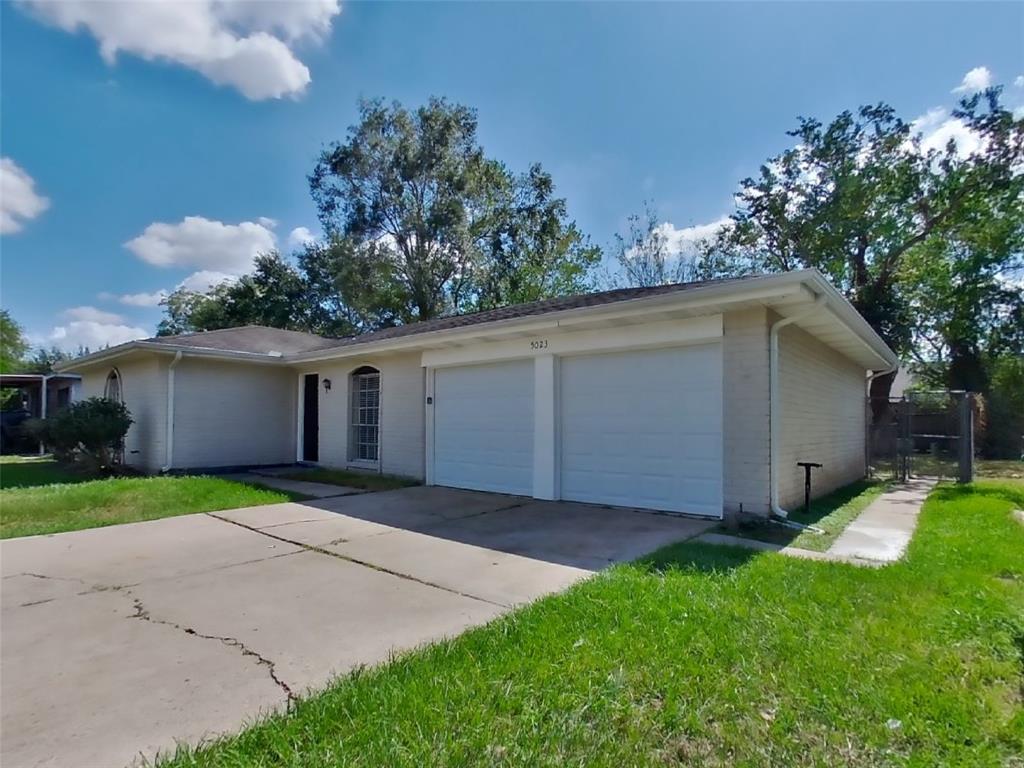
left=350, top=366, right=380, bottom=462
left=104, top=368, right=123, bottom=403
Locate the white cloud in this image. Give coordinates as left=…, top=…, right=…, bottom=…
left=911, top=107, right=984, bottom=158
left=1015, top=75, right=1024, bottom=88
left=117, top=291, right=168, bottom=307
left=179, top=270, right=238, bottom=293
left=20, top=0, right=341, bottom=101
left=952, top=66, right=992, bottom=94
left=47, top=320, right=149, bottom=352
left=654, top=217, right=733, bottom=255
left=0, top=157, right=50, bottom=234
left=63, top=305, right=124, bottom=324
left=287, top=225, right=316, bottom=248
left=124, top=215, right=277, bottom=289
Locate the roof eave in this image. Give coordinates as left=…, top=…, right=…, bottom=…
left=286, top=272, right=815, bottom=363
left=802, top=271, right=899, bottom=370
left=55, top=341, right=289, bottom=373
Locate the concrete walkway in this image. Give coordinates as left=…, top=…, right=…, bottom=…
left=827, top=478, right=934, bottom=562
left=221, top=471, right=363, bottom=499
left=696, top=478, right=935, bottom=566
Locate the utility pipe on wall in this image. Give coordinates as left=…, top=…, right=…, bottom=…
left=769, top=293, right=827, bottom=519
left=162, top=351, right=183, bottom=473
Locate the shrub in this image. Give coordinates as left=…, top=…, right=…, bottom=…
left=31, top=398, right=133, bottom=471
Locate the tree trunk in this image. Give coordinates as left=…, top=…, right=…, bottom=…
left=869, top=369, right=897, bottom=423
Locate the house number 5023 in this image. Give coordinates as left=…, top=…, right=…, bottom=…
left=530, top=339, right=548, bottom=350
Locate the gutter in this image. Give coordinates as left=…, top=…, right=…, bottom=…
left=161, top=351, right=183, bottom=473
left=289, top=276, right=813, bottom=364
left=769, top=292, right=828, bottom=520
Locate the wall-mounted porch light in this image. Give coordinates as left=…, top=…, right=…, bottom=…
left=322, top=378, right=332, bottom=392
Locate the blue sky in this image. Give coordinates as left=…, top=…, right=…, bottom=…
left=1, top=1, right=1022, bottom=350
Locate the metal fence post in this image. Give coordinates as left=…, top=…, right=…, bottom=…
left=958, top=393, right=974, bottom=484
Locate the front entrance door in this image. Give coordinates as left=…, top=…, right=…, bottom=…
left=302, top=373, right=319, bottom=462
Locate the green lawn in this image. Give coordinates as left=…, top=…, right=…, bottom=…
left=902, top=455, right=1024, bottom=481
left=0, top=455, right=86, bottom=489
left=715, top=480, right=889, bottom=552
left=1, top=473, right=297, bottom=539
left=281, top=467, right=419, bottom=492
left=162, top=481, right=1024, bottom=767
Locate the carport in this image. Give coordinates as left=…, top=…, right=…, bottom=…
left=0, top=373, right=81, bottom=452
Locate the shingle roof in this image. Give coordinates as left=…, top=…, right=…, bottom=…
left=142, top=274, right=764, bottom=357
left=310, top=274, right=763, bottom=352
left=143, top=326, right=341, bottom=355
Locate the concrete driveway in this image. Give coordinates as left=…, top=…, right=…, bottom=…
left=1, top=486, right=712, bottom=767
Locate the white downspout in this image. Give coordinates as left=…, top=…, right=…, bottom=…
left=769, top=293, right=827, bottom=519
left=38, top=374, right=50, bottom=455
left=162, top=351, right=183, bottom=473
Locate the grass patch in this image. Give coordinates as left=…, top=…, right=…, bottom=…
left=715, top=479, right=888, bottom=552
left=0, top=475, right=296, bottom=539
left=0, top=455, right=86, bottom=489
left=161, top=481, right=1024, bottom=767
left=281, top=467, right=419, bottom=492
left=897, top=456, right=1024, bottom=481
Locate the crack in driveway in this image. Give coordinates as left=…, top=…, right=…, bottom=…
left=126, top=590, right=296, bottom=708
left=206, top=511, right=511, bottom=609
left=4, top=571, right=88, bottom=583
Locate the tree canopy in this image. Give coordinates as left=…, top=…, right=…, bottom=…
left=611, top=87, right=1023, bottom=404
left=160, top=97, right=600, bottom=337
left=310, top=97, right=599, bottom=320
left=0, top=310, right=29, bottom=373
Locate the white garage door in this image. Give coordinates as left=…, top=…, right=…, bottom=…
left=433, top=359, right=534, bottom=495
left=559, top=344, right=723, bottom=516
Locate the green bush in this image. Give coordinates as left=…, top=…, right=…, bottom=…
left=30, top=398, right=133, bottom=471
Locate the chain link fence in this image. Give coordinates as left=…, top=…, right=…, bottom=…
left=867, top=391, right=974, bottom=483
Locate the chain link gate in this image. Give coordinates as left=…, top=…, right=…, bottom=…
left=867, top=391, right=975, bottom=483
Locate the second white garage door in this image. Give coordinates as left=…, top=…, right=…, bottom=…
left=559, top=344, right=723, bottom=516
left=433, top=359, right=534, bottom=495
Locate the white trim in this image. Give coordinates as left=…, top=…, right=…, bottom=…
left=532, top=354, right=558, bottom=500
left=424, top=366, right=435, bottom=485
left=56, top=271, right=897, bottom=375
left=422, top=314, right=723, bottom=369
left=291, top=273, right=811, bottom=364
left=348, top=365, right=382, bottom=466
left=60, top=341, right=287, bottom=372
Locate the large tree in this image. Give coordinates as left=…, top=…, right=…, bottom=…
left=310, top=97, right=599, bottom=321
left=0, top=309, right=29, bottom=373
left=901, top=185, right=1024, bottom=393
left=706, top=88, right=1023, bottom=401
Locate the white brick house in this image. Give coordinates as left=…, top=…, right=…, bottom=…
left=62, top=270, right=897, bottom=519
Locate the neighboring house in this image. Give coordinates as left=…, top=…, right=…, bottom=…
left=58, top=270, right=897, bottom=519
left=1, top=373, right=82, bottom=453
left=0, top=373, right=81, bottom=418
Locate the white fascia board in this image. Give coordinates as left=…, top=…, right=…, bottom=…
left=422, top=314, right=722, bottom=369
left=800, top=271, right=899, bottom=369
left=56, top=342, right=289, bottom=373
left=289, top=274, right=806, bottom=365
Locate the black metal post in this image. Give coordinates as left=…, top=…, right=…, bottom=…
left=796, top=462, right=823, bottom=515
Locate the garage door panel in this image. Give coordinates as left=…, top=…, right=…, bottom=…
left=559, top=344, right=723, bottom=516
left=433, top=360, right=534, bottom=496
